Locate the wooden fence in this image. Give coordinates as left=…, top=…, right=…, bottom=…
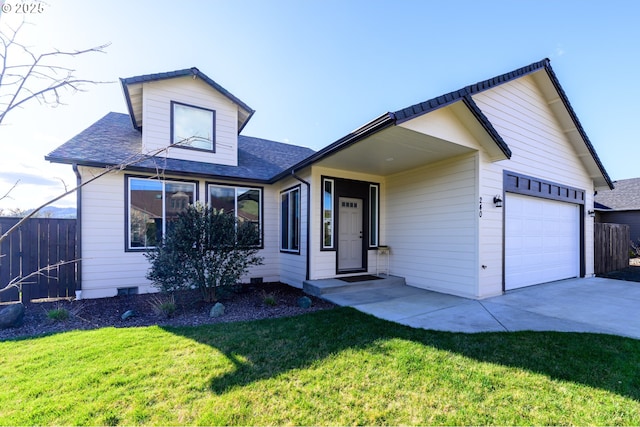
left=0, top=218, right=77, bottom=302
left=594, top=223, right=630, bottom=275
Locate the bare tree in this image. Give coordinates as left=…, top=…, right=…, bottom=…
left=0, top=17, right=110, bottom=126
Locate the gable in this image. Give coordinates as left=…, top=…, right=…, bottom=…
left=140, top=76, right=241, bottom=166
left=472, top=72, right=601, bottom=189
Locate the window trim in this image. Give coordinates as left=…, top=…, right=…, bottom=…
left=206, top=182, right=264, bottom=249
left=170, top=100, right=216, bottom=153
left=369, top=183, right=380, bottom=248
left=321, top=177, right=334, bottom=250
left=124, top=174, right=199, bottom=252
left=280, top=185, right=301, bottom=254
left=320, top=176, right=380, bottom=251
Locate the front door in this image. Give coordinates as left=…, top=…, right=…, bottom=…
left=338, top=197, right=364, bottom=271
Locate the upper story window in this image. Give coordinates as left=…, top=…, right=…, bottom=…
left=171, top=101, right=216, bottom=152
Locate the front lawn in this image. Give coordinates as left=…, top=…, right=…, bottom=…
left=1, top=308, right=639, bottom=425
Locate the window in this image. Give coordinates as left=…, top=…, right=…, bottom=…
left=171, top=101, right=215, bottom=151
left=369, top=184, right=379, bottom=247
left=281, top=186, right=300, bottom=253
left=127, top=177, right=196, bottom=249
left=322, top=178, right=334, bottom=249
left=208, top=184, right=262, bottom=246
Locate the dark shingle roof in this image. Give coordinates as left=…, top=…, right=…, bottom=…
left=46, top=112, right=315, bottom=182
left=595, top=178, right=640, bottom=211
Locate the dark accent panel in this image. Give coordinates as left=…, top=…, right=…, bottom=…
left=503, top=170, right=585, bottom=205
left=333, top=178, right=371, bottom=275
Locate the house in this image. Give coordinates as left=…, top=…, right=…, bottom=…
left=46, top=59, right=613, bottom=300
left=595, top=178, right=640, bottom=244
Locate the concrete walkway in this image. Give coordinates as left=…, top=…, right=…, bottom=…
left=320, top=277, right=640, bottom=339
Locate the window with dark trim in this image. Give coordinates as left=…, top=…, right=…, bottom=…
left=322, top=178, right=334, bottom=249
left=127, top=176, right=196, bottom=250
left=281, top=186, right=300, bottom=253
left=208, top=183, right=263, bottom=247
left=171, top=101, right=215, bottom=151
left=369, top=184, right=379, bottom=247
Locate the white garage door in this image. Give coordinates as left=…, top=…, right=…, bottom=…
left=505, top=193, right=580, bottom=290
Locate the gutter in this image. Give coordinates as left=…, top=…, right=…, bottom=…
left=291, top=170, right=311, bottom=281
left=72, top=163, right=83, bottom=299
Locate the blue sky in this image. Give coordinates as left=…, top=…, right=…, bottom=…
left=0, top=0, right=638, bottom=209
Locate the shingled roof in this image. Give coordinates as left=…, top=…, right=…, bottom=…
left=45, top=112, right=315, bottom=182
left=595, top=178, right=640, bottom=211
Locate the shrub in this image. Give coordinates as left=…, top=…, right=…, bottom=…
left=47, top=307, right=70, bottom=321
left=262, top=291, right=277, bottom=306
left=148, top=294, right=177, bottom=318
left=145, top=203, right=264, bottom=302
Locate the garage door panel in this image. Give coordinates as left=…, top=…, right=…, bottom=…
left=506, top=193, right=579, bottom=290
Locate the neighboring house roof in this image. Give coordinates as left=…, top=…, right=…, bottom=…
left=120, top=67, right=255, bottom=132
left=276, top=58, right=614, bottom=189
left=45, top=112, right=315, bottom=183
left=595, top=178, right=640, bottom=211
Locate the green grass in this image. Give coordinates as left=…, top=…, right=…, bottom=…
left=1, top=308, right=640, bottom=425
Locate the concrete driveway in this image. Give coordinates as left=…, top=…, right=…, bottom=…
left=321, top=277, right=640, bottom=339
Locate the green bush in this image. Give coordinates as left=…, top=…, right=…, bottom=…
left=148, top=294, right=177, bottom=318
left=47, top=307, right=70, bottom=321
left=145, top=203, right=263, bottom=302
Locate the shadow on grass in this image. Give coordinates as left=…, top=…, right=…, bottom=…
left=163, top=307, right=640, bottom=401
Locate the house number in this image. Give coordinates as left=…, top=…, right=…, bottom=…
left=479, top=197, right=482, bottom=217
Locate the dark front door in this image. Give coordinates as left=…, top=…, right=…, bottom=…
left=338, top=197, right=364, bottom=271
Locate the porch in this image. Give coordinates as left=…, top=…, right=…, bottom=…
left=303, top=275, right=405, bottom=297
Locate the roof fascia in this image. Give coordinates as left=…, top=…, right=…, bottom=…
left=461, top=95, right=512, bottom=159
left=120, top=78, right=139, bottom=130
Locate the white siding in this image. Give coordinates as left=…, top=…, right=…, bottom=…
left=278, top=175, right=309, bottom=288
left=385, top=154, right=479, bottom=298
left=141, top=77, right=239, bottom=166
left=474, top=74, right=596, bottom=297
left=78, top=167, right=279, bottom=299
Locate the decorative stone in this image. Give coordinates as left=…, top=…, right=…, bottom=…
left=297, top=296, right=312, bottom=309
left=121, top=309, right=136, bottom=320
left=209, top=302, right=225, bottom=318
left=0, top=303, right=25, bottom=329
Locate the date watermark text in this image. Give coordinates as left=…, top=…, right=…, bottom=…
left=1, top=1, right=45, bottom=14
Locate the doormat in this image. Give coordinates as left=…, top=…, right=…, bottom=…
left=339, top=275, right=382, bottom=283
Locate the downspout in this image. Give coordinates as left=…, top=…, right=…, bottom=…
left=291, top=170, right=311, bottom=281
left=72, top=163, right=82, bottom=299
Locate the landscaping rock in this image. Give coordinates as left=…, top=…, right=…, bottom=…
left=0, top=303, right=25, bottom=329
left=297, top=296, right=312, bottom=309
left=210, top=302, right=225, bottom=318
left=121, top=310, right=136, bottom=320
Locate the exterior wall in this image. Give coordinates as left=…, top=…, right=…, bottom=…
left=307, top=166, right=385, bottom=282
left=384, top=153, right=479, bottom=298
left=141, top=77, right=239, bottom=166
left=278, top=174, right=310, bottom=289
left=77, top=166, right=279, bottom=299
left=473, top=74, right=597, bottom=297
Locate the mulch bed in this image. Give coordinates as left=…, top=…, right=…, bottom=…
left=0, top=282, right=336, bottom=341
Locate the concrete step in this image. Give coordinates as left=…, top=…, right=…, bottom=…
left=303, top=275, right=406, bottom=297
